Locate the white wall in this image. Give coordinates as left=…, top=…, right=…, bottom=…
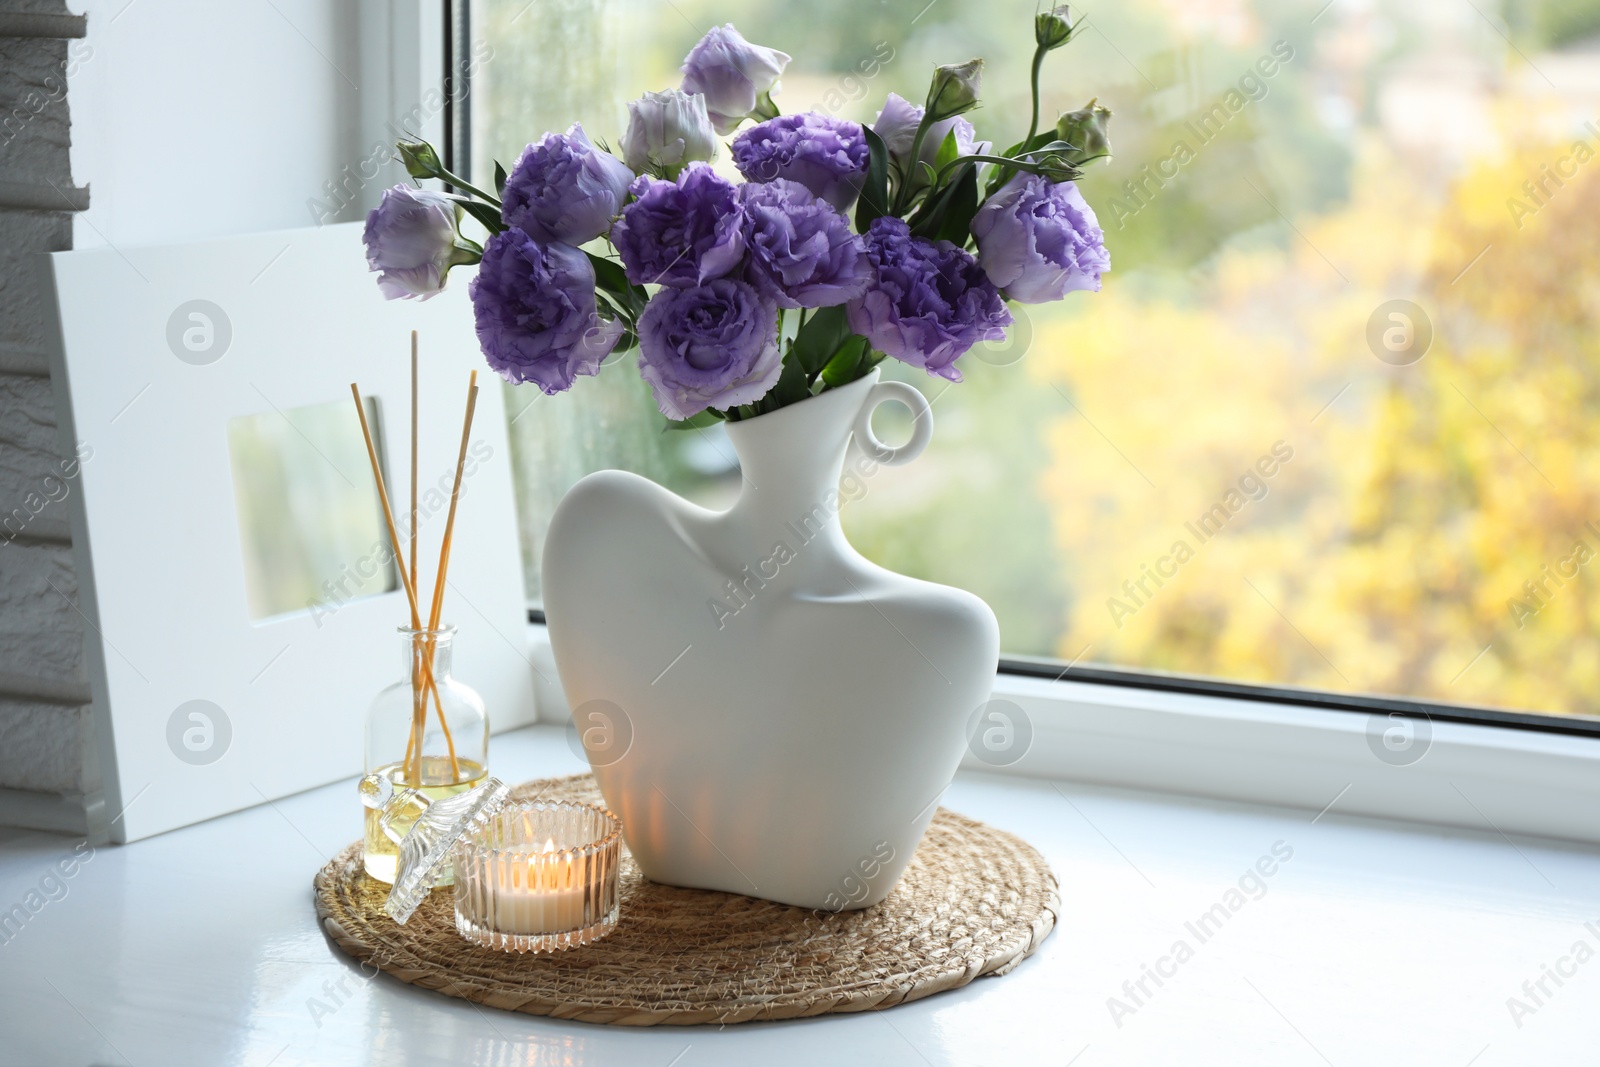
left=68, top=0, right=380, bottom=248
left=0, top=0, right=438, bottom=832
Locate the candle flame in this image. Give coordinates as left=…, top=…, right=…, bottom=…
left=541, top=836, right=556, bottom=854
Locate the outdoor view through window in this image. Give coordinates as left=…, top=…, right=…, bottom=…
left=469, top=0, right=1600, bottom=718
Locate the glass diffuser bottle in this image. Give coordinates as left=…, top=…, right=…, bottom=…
left=363, top=625, right=488, bottom=884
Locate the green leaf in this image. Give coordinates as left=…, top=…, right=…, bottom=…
left=755, top=348, right=812, bottom=415
left=819, top=334, right=869, bottom=388
left=855, top=126, right=891, bottom=231
left=586, top=252, right=648, bottom=317
left=447, top=194, right=506, bottom=236
left=586, top=252, right=631, bottom=293
left=907, top=163, right=969, bottom=238
left=933, top=128, right=961, bottom=173
left=935, top=165, right=980, bottom=246
left=906, top=187, right=943, bottom=236
left=998, top=129, right=1062, bottom=160
left=986, top=131, right=1066, bottom=196
left=752, top=89, right=781, bottom=122
left=789, top=304, right=853, bottom=378
left=663, top=409, right=724, bottom=430
left=1027, top=138, right=1076, bottom=156
left=494, top=160, right=508, bottom=197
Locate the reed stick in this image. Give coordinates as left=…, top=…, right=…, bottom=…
left=350, top=383, right=430, bottom=786
left=418, top=372, right=478, bottom=780
left=350, top=385, right=423, bottom=626
left=428, top=372, right=479, bottom=631
left=408, top=333, right=422, bottom=785
left=409, top=332, right=419, bottom=624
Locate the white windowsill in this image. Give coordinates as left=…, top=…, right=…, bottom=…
left=527, top=622, right=1600, bottom=847
left=4, top=721, right=1595, bottom=1063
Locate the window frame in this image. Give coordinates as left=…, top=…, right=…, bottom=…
left=998, top=655, right=1600, bottom=740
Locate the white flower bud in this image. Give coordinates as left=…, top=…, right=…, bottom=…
left=622, top=89, right=718, bottom=177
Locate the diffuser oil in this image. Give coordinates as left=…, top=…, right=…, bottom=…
left=362, top=755, right=488, bottom=884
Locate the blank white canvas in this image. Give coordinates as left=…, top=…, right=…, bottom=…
left=43, top=222, right=536, bottom=842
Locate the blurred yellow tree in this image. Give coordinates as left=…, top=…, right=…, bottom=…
left=1034, top=136, right=1600, bottom=715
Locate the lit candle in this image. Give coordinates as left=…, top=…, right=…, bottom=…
left=453, top=801, right=621, bottom=952
left=489, top=837, right=588, bottom=935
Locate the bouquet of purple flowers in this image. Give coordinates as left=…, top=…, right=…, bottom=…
left=363, top=9, right=1110, bottom=424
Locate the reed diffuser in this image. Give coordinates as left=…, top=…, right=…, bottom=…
left=353, top=333, right=489, bottom=885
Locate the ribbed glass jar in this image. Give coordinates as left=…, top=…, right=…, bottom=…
left=453, top=801, right=622, bottom=953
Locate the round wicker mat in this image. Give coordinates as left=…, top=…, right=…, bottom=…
left=313, top=773, right=1058, bottom=1026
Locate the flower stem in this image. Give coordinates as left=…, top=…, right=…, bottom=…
left=429, top=164, right=501, bottom=208
left=894, top=116, right=936, bottom=216
left=1026, top=43, right=1048, bottom=147
left=934, top=152, right=1049, bottom=187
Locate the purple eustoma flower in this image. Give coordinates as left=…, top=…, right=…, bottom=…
left=501, top=123, right=634, bottom=245
left=846, top=217, right=1012, bottom=382
left=363, top=185, right=460, bottom=301
left=469, top=230, right=621, bottom=394
left=871, top=92, right=989, bottom=187
left=680, top=24, right=791, bottom=135
left=971, top=174, right=1109, bottom=303
left=739, top=179, right=871, bottom=309
left=611, top=164, right=746, bottom=288
left=731, top=113, right=870, bottom=213
left=636, top=278, right=781, bottom=419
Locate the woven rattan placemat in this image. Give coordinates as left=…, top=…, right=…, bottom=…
left=313, top=773, right=1058, bottom=1025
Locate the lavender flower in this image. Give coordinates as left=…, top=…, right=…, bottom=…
left=845, top=217, right=1012, bottom=381
left=611, top=164, right=746, bottom=288
left=739, top=179, right=871, bottom=309
left=871, top=92, right=989, bottom=187
left=363, top=186, right=461, bottom=301
left=731, top=113, right=870, bottom=213
left=971, top=173, right=1109, bottom=303
left=680, top=24, right=791, bottom=135
left=469, top=230, right=621, bottom=394
left=636, top=279, right=781, bottom=419
left=501, top=123, right=633, bottom=245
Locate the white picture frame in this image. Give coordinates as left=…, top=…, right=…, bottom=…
left=42, top=222, right=536, bottom=842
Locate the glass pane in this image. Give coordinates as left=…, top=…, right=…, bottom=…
left=470, top=0, right=1600, bottom=718
left=226, top=398, right=397, bottom=621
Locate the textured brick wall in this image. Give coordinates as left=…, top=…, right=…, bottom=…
left=0, top=2, right=96, bottom=831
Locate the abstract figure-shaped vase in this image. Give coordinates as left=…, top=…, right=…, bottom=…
left=542, top=370, right=1000, bottom=910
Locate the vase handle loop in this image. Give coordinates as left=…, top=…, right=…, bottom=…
left=853, top=380, right=933, bottom=467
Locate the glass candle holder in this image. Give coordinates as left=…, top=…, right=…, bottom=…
left=359, top=773, right=510, bottom=925
left=452, top=801, right=622, bottom=953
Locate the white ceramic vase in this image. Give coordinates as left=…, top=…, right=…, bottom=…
left=542, top=370, right=999, bottom=910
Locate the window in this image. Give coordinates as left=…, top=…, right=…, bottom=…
left=454, top=0, right=1600, bottom=723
